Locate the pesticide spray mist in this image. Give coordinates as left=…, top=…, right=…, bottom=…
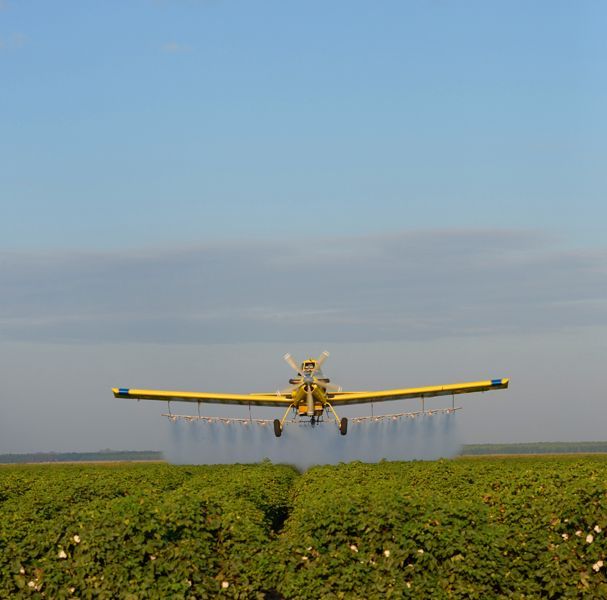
left=164, top=413, right=461, bottom=471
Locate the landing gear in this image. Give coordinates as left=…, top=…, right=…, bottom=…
left=324, top=400, right=347, bottom=435
left=273, top=402, right=347, bottom=436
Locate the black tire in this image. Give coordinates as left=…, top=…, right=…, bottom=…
left=273, top=419, right=282, bottom=438
left=339, top=417, right=348, bottom=436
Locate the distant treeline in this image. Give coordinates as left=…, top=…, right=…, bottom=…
left=0, top=451, right=163, bottom=464
left=3, top=442, right=607, bottom=463
left=462, top=441, right=607, bottom=455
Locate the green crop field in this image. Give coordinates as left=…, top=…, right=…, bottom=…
left=1, top=457, right=607, bottom=599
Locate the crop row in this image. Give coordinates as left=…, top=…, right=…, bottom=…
left=1, top=457, right=607, bottom=598
left=0, top=462, right=296, bottom=598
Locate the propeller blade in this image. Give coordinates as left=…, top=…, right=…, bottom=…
left=306, top=386, right=314, bottom=416
left=314, top=380, right=342, bottom=393
left=277, top=385, right=298, bottom=396
left=316, top=351, right=330, bottom=369
left=283, top=353, right=300, bottom=373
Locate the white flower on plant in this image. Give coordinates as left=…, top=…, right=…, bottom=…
left=406, top=582, right=412, bottom=588
left=561, top=533, right=569, bottom=540
left=73, top=535, right=80, bottom=544
left=19, top=567, right=25, bottom=574
left=28, top=581, right=36, bottom=589
left=301, top=556, right=308, bottom=561
left=586, top=534, right=594, bottom=544
left=350, top=544, right=358, bottom=553
left=384, top=549, right=391, bottom=557
left=417, top=549, right=424, bottom=554
left=149, top=555, right=157, bottom=561
left=576, top=530, right=583, bottom=537
left=593, top=560, right=604, bottom=572
left=58, top=549, right=67, bottom=559
left=221, top=581, right=229, bottom=589
left=595, top=525, right=602, bottom=533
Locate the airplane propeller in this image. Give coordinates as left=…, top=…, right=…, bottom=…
left=282, top=351, right=342, bottom=395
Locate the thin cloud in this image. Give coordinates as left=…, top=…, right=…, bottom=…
left=0, top=32, right=28, bottom=51
left=11, top=32, right=27, bottom=48
left=161, top=41, right=191, bottom=54
left=1, top=230, right=606, bottom=344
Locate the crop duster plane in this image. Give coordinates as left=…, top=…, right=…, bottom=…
left=113, top=352, right=509, bottom=437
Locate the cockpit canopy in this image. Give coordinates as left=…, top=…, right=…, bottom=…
left=302, top=360, right=316, bottom=371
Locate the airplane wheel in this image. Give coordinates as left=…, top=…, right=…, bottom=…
left=339, top=417, right=348, bottom=436
left=273, top=419, right=282, bottom=438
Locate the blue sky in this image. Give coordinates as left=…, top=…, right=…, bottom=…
left=1, top=1, right=606, bottom=454
left=2, top=1, right=606, bottom=248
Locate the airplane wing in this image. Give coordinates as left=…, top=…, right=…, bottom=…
left=328, top=378, right=509, bottom=406
left=112, top=388, right=292, bottom=408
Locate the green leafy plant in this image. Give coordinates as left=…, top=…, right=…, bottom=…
left=1, top=457, right=607, bottom=598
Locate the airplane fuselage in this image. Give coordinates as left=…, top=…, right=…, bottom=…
left=292, top=382, right=327, bottom=417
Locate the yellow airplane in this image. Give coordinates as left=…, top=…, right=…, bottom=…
left=113, top=351, right=508, bottom=437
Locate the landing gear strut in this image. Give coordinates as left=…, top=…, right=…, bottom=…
left=274, top=403, right=296, bottom=437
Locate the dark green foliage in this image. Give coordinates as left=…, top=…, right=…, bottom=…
left=269, top=457, right=607, bottom=598
left=2, top=457, right=607, bottom=598
left=0, top=463, right=297, bottom=598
